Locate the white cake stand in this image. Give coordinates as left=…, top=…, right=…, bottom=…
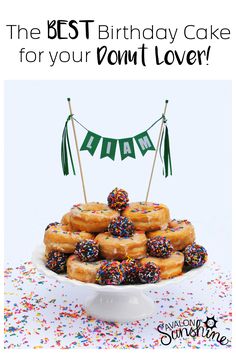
left=32, top=245, right=207, bottom=323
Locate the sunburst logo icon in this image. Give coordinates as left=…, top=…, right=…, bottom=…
left=203, top=316, right=218, bottom=329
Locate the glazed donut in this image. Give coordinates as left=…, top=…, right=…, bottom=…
left=122, top=202, right=170, bottom=231
left=61, top=212, right=71, bottom=225
left=70, top=202, right=119, bottom=232
left=147, top=219, right=195, bottom=250
left=95, top=231, right=147, bottom=260
left=44, top=223, right=94, bottom=255
left=67, top=255, right=104, bottom=283
left=140, top=251, right=184, bottom=279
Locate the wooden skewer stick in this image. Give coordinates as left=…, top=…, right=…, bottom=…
left=145, top=100, right=169, bottom=203
left=67, top=98, right=88, bottom=203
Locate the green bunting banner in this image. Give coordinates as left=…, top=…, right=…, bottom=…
left=61, top=113, right=172, bottom=176
left=79, top=130, right=156, bottom=161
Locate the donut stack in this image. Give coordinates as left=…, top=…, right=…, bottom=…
left=44, top=188, right=208, bottom=285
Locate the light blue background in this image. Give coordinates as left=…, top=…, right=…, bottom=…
left=4, top=80, right=231, bottom=270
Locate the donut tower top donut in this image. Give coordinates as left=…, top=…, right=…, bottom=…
left=44, top=187, right=208, bottom=285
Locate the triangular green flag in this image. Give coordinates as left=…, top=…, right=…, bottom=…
left=134, top=131, right=155, bottom=156
left=80, top=131, right=101, bottom=156
left=100, top=138, right=117, bottom=160
left=119, top=138, right=135, bottom=160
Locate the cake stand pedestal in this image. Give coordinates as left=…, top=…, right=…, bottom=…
left=85, top=290, right=155, bottom=322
